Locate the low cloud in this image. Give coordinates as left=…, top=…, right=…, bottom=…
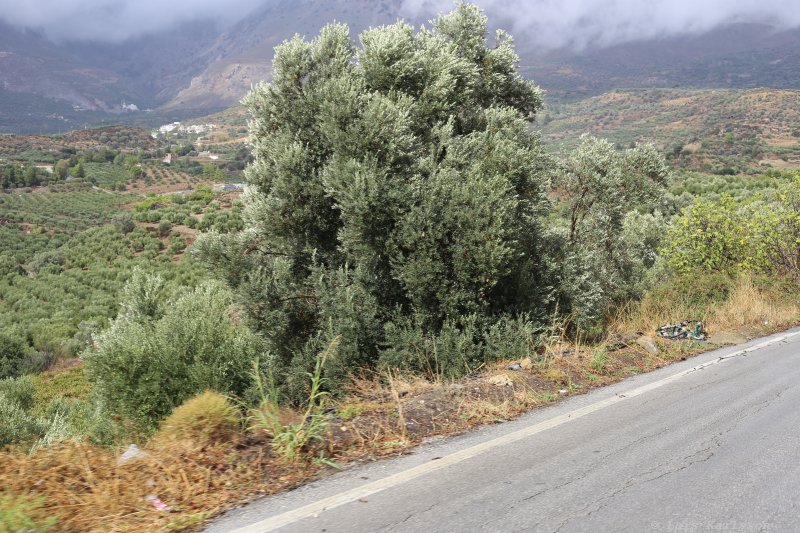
left=0, top=0, right=264, bottom=42
left=401, top=0, right=800, bottom=50
left=2, top=0, right=800, bottom=47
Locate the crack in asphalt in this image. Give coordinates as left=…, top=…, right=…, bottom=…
left=376, top=502, right=439, bottom=532
left=551, top=442, right=719, bottom=533
left=549, top=387, right=790, bottom=533
left=507, top=425, right=674, bottom=509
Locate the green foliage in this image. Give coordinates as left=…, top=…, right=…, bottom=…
left=197, top=4, right=553, bottom=398
left=131, top=187, right=241, bottom=234
left=380, top=314, right=543, bottom=380
left=0, top=376, right=46, bottom=447
left=662, top=195, right=749, bottom=274
left=589, top=348, right=609, bottom=374
left=379, top=314, right=483, bottom=380
left=0, top=369, right=120, bottom=448
left=0, top=190, right=125, bottom=231
left=552, top=135, right=669, bottom=326
left=0, top=492, right=58, bottom=532
left=662, top=176, right=800, bottom=278
left=669, top=170, right=795, bottom=201
left=0, top=374, right=38, bottom=411
left=113, top=212, right=135, bottom=235
left=84, top=271, right=265, bottom=430
left=247, top=338, right=336, bottom=461
left=0, top=333, right=26, bottom=379
left=0, top=222, right=204, bottom=357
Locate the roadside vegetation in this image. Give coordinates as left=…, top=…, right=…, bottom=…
left=1, top=4, right=799, bottom=532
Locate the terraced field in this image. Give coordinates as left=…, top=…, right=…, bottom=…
left=540, top=88, right=800, bottom=175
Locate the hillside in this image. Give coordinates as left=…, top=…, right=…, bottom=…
left=160, top=0, right=403, bottom=110
left=524, top=24, right=800, bottom=100
left=3, top=4, right=800, bottom=133
left=0, top=126, right=160, bottom=159
left=539, top=88, right=800, bottom=175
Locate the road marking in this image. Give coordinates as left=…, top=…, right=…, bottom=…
left=228, top=330, right=800, bottom=533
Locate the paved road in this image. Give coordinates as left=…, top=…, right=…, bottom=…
left=207, top=329, right=800, bottom=533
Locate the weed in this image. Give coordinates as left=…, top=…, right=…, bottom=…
left=386, top=370, right=410, bottom=444
left=706, top=274, right=799, bottom=331
left=165, top=512, right=207, bottom=531
left=589, top=348, right=610, bottom=374
left=541, top=367, right=570, bottom=385
left=248, top=337, right=339, bottom=462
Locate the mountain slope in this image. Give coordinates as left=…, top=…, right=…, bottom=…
left=161, top=0, right=404, bottom=110
left=3, top=4, right=800, bottom=133
left=526, top=23, right=800, bottom=99
left=0, top=22, right=146, bottom=112
left=539, top=88, right=800, bottom=173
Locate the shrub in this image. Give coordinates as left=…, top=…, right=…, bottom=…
left=194, top=4, right=671, bottom=395
left=0, top=383, right=46, bottom=447
left=157, top=220, right=172, bottom=237
left=661, top=195, right=749, bottom=274
left=152, top=391, right=240, bottom=447
left=662, top=177, right=800, bottom=278
left=113, top=212, right=135, bottom=235
left=0, top=334, right=26, bottom=379
left=196, top=4, right=550, bottom=396
left=84, top=272, right=265, bottom=430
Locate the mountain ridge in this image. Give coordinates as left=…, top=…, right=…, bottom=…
left=2, top=4, right=800, bottom=133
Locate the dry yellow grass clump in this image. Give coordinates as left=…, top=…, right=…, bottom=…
left=151, top=391, right=240, bottom=448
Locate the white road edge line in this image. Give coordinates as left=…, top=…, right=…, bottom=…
left=228, top=330, right=800, bottom=533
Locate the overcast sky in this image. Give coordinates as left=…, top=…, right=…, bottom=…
left=1, top=0, right=799, bottom=47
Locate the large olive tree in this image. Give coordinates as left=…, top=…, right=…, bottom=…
left=196, top=4, right=555, bottom=395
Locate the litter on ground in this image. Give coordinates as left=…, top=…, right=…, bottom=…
left=657, top=321, right=706, bottom=341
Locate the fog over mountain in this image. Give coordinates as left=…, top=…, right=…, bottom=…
left=401, top=0, right=800, bottom=50
left=2, top=0, right=799, bottom=49
left=2, top=0, right=800, bottom=133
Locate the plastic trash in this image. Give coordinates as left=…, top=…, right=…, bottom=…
left=118, top=443, right=147, bottom=465
left=657, top=321, right=706, bottom=341
left=145, top=494, right=169, bottom=512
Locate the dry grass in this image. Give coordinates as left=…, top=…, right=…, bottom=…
left=0, top=439, right=310, bottom=532
left=609, top=292, right=698, bottom=336
left=609, top=274, right=799, bottom=337
left=0, top=331, right=744, bottom=532
left=706, top=276, right=799, bottom=332
left=151, top=391, right=240, bottom=449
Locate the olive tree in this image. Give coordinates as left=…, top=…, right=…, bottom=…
left=196, top=4, right=553, bottom=396
left=552, top=135, right=669, bottom=327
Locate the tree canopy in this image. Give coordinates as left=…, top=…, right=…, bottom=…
left=196, top=3, right=667, bottom=399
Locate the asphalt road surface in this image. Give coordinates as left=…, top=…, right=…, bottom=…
left=206, top=329, right=800, bottom=533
